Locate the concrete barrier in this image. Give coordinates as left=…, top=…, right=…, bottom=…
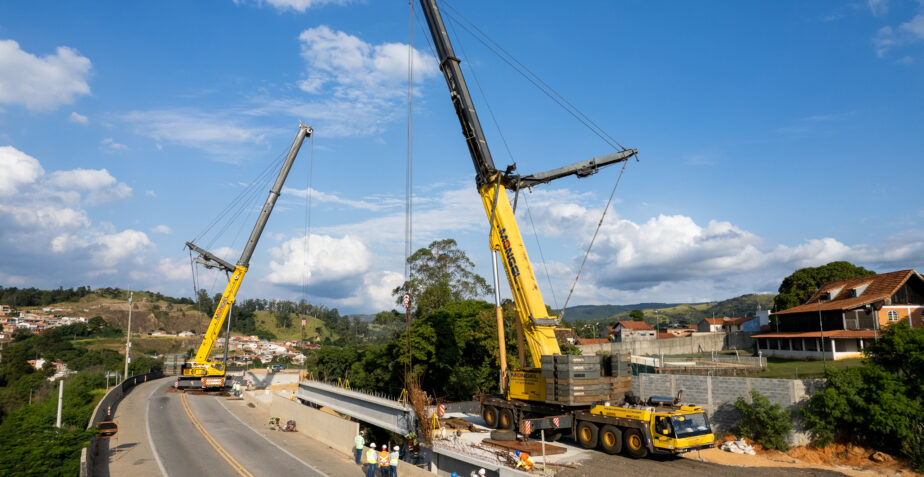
left=80, top=371, right=163, bottom=477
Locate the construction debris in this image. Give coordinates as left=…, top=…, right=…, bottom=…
left=483, top=439, right=568, bottom=456
left=719, top=439, right=756, bottom=455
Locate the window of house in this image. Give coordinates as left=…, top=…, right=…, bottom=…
left=888, top=310, right=899, bottom=322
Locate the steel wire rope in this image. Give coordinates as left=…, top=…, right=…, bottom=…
left=404, top=0, right=415, bottom=386
left=191, top=150, right=286, bottom=246
left=441, top=3, right=627, bottom=151
left=302, top=133, right=315, bottom=319
left=446, top=14, right=560, bottom=309
left=559, top=159, right=631, bottom=321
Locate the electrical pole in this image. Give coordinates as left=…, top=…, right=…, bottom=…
left=817, top=299, right=826, bottom=371
left=55, top=379, right=64, bottom=428
left=124, top=291, right=133, bottom=380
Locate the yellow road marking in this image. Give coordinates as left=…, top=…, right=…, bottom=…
left=181, top=393, right=255, bottom=477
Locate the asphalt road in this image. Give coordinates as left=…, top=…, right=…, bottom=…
left=106, top=380, right=340, bottom=477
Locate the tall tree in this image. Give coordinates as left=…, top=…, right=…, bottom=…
left=773, top=261, right=875, bottom=311
left=393, top=239, right=493, bottom=317
left=629, top=309, right=645, bottom=321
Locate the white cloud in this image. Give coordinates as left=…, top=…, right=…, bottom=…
left=153, top=224, right=172, bottom=234
left=872, top=14, right=924, bottom=57
left=282, top=186, right=403, bottom=211
left=246, top=26, right=439, bottom=137
left=120, top=109, right=267, bottom=160
left=49, top=168, right=132, bottom=204
left=69, top=112, right=88, bottom=125
left=266, top=233, right=371, bottom=287
left=0, top=40, right=91, bottom=111
left=100, top=138, right=128, bottom=151
left=264, top=0, right=348, bottom=13
left=901, top=14, right=924, bottom=39
left=92, top=230, right=153, bottom=267
left=0, top=146, right=45, bottom=196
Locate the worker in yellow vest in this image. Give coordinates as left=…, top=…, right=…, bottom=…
left=365, top=443, right=378, bottom=477
left=389, top=445, right=400, bottom=477
left=515, top=450, right=534, bottom=470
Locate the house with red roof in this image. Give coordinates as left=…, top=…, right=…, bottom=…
left=603, top=320, right=655, bottom=342
left=754, top=269, right=924, bottom=360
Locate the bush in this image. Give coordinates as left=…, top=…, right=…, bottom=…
left=733, top=390, right=792, bottom=451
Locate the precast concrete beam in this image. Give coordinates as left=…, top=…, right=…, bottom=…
left=296, top=381, right=415, bottom=434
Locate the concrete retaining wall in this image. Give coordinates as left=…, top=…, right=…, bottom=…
left=579, top=332, right=729, bottom=356
left=632, top=373, right=824, bottom=442
left=245, top=390, right=430, bottom=477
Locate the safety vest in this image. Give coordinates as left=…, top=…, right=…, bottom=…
left=389, top=451, right=399, bottom=465
left=366, top=448, right=378, bottom=464
left=378, top=451, right=389, bottom=466
left=354, top=435, right=364, bottom=450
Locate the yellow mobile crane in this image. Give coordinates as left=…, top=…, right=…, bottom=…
left=179, top=124, right=312, bottom=390
left=419, top=0, right=714, bottom=457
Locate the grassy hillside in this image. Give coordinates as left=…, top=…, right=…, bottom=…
left=586, top=293, right=776, bottom=326
left=560, top=303, right=685, bottom=321
left=252, top=310, right=331, bottom=342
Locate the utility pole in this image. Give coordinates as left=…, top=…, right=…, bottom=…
left=124, top=291, right=133, bottom=380
left=817, top=299, right=827, bottom=371
left=55, top=379, right=64, bottom=428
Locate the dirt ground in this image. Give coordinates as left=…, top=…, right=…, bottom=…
left=683, top=436, right=921, bottom=477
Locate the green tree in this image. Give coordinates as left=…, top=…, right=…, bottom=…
left=629, top=309, right=645, bottom=321
left=393, top=239, right=493, bottom=317
left=773, top=261, right=875, bottom=311
left=733, top=390, right=792, bottom=451
left=802, top=322, right=924, bottom=471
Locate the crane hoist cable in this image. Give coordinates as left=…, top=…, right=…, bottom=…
left=302, top=133, right=315, bottom=314
left=559, top=159, right=631, bottom=320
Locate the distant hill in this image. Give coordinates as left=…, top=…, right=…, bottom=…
left=559, top=293, right=776, bottom=326
left=559, top=303, right=686, bottom=321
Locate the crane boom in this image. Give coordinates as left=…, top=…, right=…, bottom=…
left=183, top=123, right=312, bottom=382
left=418, top=0, right=637, bottom=381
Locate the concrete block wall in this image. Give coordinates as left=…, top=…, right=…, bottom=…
left=633, top=374, right=823, bottom=432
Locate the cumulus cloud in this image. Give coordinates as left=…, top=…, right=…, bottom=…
left=0, top=146, right=148, bottom=281
left=872, top=13, right=924, bottom=57
left=100, top=138, right=127, bottom=151
left=868, top=0, right=888, bottom=16
left=265, top=234, right=372, bottom=292
left=0, top=146, right=45, bottom=196
left=0, top=40, right=91, bottom=111
left=153, top=224, right=172, bottom=234
left=69, top=112, right=88, bottom=125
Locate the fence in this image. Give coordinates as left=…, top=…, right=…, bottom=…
left=632, top=373, right=824, bottom=444
left=80, top=371, right=163, bottom=477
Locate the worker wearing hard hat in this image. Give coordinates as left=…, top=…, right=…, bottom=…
left=388, top=445, right=400, bottom=477
left=378, top=444, right=390, bottom=475
left=364, top=443, right=378, bottom=477
left=515, top=450, right=534, bottom=470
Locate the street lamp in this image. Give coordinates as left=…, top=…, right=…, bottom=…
left=124, top=291, right=133, bottom=381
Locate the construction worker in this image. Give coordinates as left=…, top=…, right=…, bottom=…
left=378, top=444, right=390, bottom=476
left=365, top=443, right=378, bottom=477
left=389, top=445, right=400, bottom=477
left=515, top=450, right=534, bottom=470
left=354, top=431, right=365, bottom=464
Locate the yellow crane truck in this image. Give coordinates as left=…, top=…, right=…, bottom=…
left=176, top=124, right=312, bottom=390
left=419, top=0, right=714, bottom=458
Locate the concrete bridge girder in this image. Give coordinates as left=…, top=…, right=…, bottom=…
left=296, top=381, right=415, bottom=435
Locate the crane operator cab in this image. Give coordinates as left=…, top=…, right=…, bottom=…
left=650, top=410, right=713, bottom=453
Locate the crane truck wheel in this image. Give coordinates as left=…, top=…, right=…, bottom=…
left=599, top=425, right=622, bottom=454
left=623, top=428, right=648, bottom=458
left=576, top=421, right=599, bottom=449
left=498, top=408, right=516, bottom=430
left=482, top=406, right=499, bottom=429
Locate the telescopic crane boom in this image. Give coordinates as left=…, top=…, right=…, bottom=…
left=419, top=0, right=637, bottom=375
left=182, top=123, right=312, bottom=386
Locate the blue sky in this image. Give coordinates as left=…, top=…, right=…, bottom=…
left=0, top=0, right=922, bottom=314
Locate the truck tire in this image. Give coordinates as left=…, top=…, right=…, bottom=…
left=490, top=429, right=517, bottom=441
left=623, top=428, right=648, bottom=458
left=576, top=421, right=599, bottom=449
left=482, top=406, right=499, bottom=429
left=599, top=425, right=622, bottom=454
left=498, top=408, right=516, bottom=430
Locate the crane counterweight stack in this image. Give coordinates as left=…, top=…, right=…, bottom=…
left=173, top=123, right=312, bottom=390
